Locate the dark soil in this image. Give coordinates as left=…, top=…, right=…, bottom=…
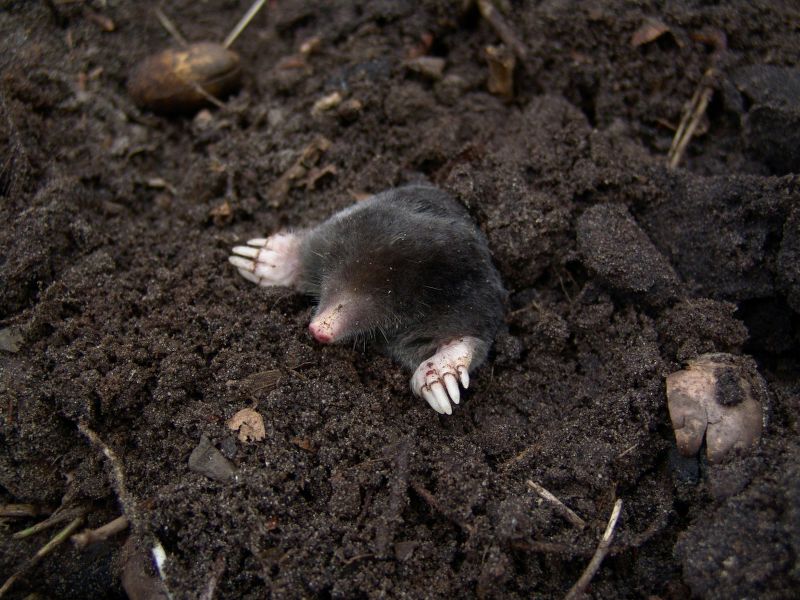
left=2, top=1, right=799, bottom=598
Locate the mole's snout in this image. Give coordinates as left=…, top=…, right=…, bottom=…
left=309, top=321, right=333, bottom=344
left=309, top=300, right=350, bottom=344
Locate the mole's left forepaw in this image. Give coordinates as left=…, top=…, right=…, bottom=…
left=229, top=233, right=302, bottom=288
left=411, top=337, right=479, bottom=415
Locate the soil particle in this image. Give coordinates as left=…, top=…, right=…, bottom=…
left=732, top=65, right=800, bottom=175
left=778, top=206, right=800, bottom=313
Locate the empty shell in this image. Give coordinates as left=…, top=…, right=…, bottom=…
left=666, top=353, right=766, bottom=463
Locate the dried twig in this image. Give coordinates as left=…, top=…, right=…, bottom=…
left=0, top=504, right=49, bottom=518
left=154, top=8, right=188, bottom=47
left=78, top=421, right=137, bottom=523
left=667, top=68, right=716, bottom=169
left=341, top=553, right=374, bottom=566
left=527, top=480, right=586, bottom=530
left=499, top=442, right=541, bottom=469
left=180, top=75, right=227, bottom=109
left=564, top=499, right=623, bottom=600
left=616, top=443, right=638, bottom=459
left=0, top=516, right=85, bottom=598
left=72, top=515, right=130, bottom=549
left=410, top=481, right=475, bottom=535
left=224, top=0, right=269, bottom=48
left=477, top=0, right=528, bottom=61
left=199, top=555, right=227, bottom=600
left=12, top=505, right=88, bottom=540
left=510, top=540, right=589, bottom=557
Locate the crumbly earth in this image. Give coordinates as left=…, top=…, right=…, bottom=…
left=1, top=1, right=799, bottom=599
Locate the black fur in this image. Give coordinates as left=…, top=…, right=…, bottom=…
left=297, top=185, right=507, bottom=370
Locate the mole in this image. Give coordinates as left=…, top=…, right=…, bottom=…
left=228, top=185, right=506, bottom=414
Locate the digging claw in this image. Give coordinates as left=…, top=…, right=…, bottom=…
left=411, top=337, right=480, bottom=414
left=443, top=373, right=460, bottom=405
left=458, top=366, right=469, bottom=389
left=231, top=245, right=259, bottom=258
left=228, top=232, right=303, bottom=288
left=431, top=382, right=452, bottom=415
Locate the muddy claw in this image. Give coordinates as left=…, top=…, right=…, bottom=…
left=411, top=337, right=479, bottom=414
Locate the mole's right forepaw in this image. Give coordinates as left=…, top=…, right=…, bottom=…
left=411, top=337, right=479, bottom=415
left=229, top=233, right=302, bottom=288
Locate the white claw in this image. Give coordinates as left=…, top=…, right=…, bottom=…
left=431, top=382, right=452, bottom=415
left=458, top=367, right=469, bottom=389
left=229, top=255, right=255, bottom=271
left=238, top=269, right=261, bottom=284
left=409, top=337, right=480, bottom=414
left=422, top=388, right=444, bottom=414
left=230, top=232, right=303, bottom=288
left=232, top=245, right=260, bottom=258
left=444, top=373, right=460, bottom=405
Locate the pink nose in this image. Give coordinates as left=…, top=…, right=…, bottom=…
left=309, top=322, right=332, bottom=344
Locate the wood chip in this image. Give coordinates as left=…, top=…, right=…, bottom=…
left=303, top=164, right=337, bottom=190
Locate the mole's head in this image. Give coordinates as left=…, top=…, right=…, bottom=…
left=306, top=252, right=413, bottom=345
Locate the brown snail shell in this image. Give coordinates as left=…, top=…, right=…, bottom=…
left=128, top=42, right=242, bottom=114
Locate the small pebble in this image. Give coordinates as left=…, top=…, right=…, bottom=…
left=188, top=435, right=236, bottom=482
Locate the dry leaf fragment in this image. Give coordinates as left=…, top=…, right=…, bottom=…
left=86, top=11, right=116, bottom=32
left=311, top=91, right=343, bottom=116
left=268, top=136, right=332, bottom=205
left=241, top=369, right=282, bottom=395
left=631, top=17, right=671, bottom=48
left=407, top=32, right=434, bottom=60
left=290, top=436, right=314, bottom=452
left=336, top=98, right=363, bottom=122
left=485, top=45, right=515, bottom=100
left=691, top=27, right=728, bottom=55
left=209, top=199, right=232, bottom=225
left=404, top=56, right=446, bottom=80
left=227, top=408, right=266, bottom=443
left=300, top=36, right=322, bottom=55
left=276, top=54, right=310, bottom=71
left=348, top=189, right=372, bottom=202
